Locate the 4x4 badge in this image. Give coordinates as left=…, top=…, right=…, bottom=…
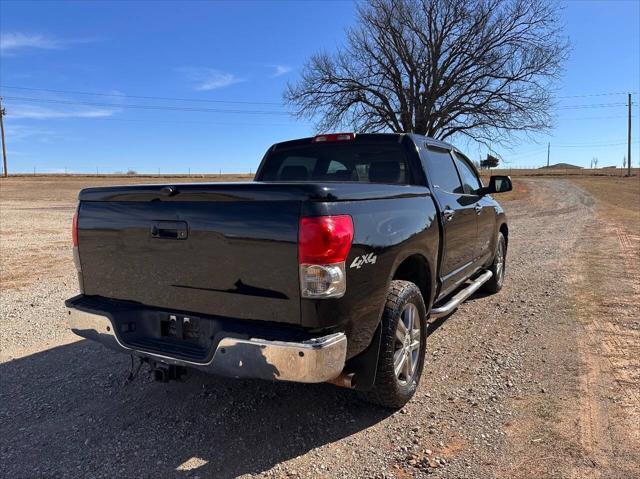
left=350, top=253, right=377, bottom=269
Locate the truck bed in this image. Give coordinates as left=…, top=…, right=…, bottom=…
left=76, top=182, right=428, bottom=325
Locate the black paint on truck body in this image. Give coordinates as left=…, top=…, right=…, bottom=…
left=72, top=133, right=507, bottom=362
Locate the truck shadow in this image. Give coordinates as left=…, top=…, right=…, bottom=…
left=427, top=290, right=491, bottom=336
left=0, top=340, right=393, bottom=478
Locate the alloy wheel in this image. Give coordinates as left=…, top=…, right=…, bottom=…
left=393, top=303, right=421, bottom=385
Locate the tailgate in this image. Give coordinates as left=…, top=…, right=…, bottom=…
left=77, top=197, right=301, bottom=324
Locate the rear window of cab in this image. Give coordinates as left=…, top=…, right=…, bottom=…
left=258, top=143, right=412, bottom=184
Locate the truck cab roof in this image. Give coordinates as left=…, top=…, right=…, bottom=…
left=270, top=133, right=455, bottom=153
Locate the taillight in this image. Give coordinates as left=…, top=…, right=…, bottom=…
left=299, top=216, right=353, bottom=264
left=72, top=212, right=79, bottom=247
left=72, top=210, right=82, bottom=286
left=299, top=215, right=353, bottom=298
left=312, top=133, right=355, bottom=143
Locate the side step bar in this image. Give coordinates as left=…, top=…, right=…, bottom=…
left=430, top=270, right=493, bottom=319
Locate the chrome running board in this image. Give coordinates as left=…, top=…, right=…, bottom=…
left=430, top=270, right=493, bottom=319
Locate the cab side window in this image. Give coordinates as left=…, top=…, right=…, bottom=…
left=425, top=149, right=464, bottom=194
left=452, top=152, right=483, bottom=195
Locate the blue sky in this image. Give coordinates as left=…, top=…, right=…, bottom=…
left=0, top=0, right=638, bottom=173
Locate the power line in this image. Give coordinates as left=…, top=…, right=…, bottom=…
left=1, top=84, right=636, bottom=107
left=0, top=85, right=283, bottom=106
left=556, top=91, right=638, bottom=99
left=5, top=95, right=635, bottom=119
left=555, top=102, right=631, bottom=110
left=504, top=148, right=548, bottom=159
left=556, top=115, right=637, bottom=121
left=65, top=117, right=311, bottom=127
left=1, top=96, right=291, bottom=115
left=499, top=139, right=640, bottom=158
left=554, top=140, right=639, bottom=148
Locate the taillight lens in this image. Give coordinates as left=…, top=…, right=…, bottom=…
left=299, top=215, right=353, bottom=298
left=299, top=215, right=353, bottom=264
left=72, top=210, right=82, bottom=286
left=72, top=212, right=79, bottom=247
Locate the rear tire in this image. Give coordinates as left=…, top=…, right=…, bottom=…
left=358, top=280, right=427, bottom=409
left=482, top=232, right=506, bottom=294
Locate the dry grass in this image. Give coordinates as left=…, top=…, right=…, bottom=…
left=569, top=176, right=640, bottom=230
left=491, top=178, right=529, bottom=202
left=488, top=168, right=639, bottom=177
left=565, top=175, right=640, bottom=477
left=0, top=174, right=253, bottom=203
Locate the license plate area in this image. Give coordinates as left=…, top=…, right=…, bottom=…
left=115, top=309, right=214, bottom=362
left=161, top=314, right=201, bottom=341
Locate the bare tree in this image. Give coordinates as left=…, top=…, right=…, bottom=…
left=285, top=0, right=568, bottom=145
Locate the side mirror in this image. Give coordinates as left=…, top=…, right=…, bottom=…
left=483, top=175, right=512, bottom=195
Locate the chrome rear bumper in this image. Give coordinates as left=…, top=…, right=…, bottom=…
left=67, top=307, right=347, bottom=383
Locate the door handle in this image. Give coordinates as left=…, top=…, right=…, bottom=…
left=443, top=209, right=455, bottom=221
left=150, top=221, right=188, bottom=240
left=474, top=204, right=483, bottom=215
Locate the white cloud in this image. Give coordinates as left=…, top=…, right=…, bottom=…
left=5, top=124, right=60, bottom=143
left=9, top=104, right=119, bottom=120
left=178, top=67, right=244, bottom=91
left=0, top=33, right=61, bottom=52
left=0, top=32, right=97, bottom=54
left=271, top=64, right=293, bottom=78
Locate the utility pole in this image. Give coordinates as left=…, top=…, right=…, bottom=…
left=628, top=93, right=632, bottom=177
left=0, top=97, right=8, bottom=177
left=546, top=142, right=550, bottom=168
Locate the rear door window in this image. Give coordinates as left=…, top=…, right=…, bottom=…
left=425, top=149, right=463, bottom=194
left=452, top=152, right=483, bottom=195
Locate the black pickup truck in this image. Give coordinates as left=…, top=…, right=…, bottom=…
left=66, top=133, right=511, bottom=407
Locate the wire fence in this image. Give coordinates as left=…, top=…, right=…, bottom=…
left=481, top=167, right=639, bottom=178
left=5, top=166, right=257, bottom=178
left=3, top=166, right=638, bottom=179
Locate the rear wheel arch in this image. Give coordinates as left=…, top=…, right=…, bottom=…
left=499, top=222, right=509, bottom=248
left=391, top=253, right=433, bottom=310
left=357, top=279, right=428, bottom=408
left=346, top=253, right=432, bottom=392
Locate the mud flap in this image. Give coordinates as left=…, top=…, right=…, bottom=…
left=345, top=324, right=382, bottom=391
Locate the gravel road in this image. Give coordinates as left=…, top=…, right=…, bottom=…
left=1, top=177, right=638, bottom=478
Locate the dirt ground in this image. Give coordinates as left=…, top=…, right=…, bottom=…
left=0, top=175, right=638, bottom=478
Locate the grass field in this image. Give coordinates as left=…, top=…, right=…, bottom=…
left=569, top=175, right=640, bottom=227
left=486, top=167, right=639, bottom=177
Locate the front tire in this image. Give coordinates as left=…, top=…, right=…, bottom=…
left=358, top=280, right=427, bottom=409
left=482, top=232, right=506, bottom=294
